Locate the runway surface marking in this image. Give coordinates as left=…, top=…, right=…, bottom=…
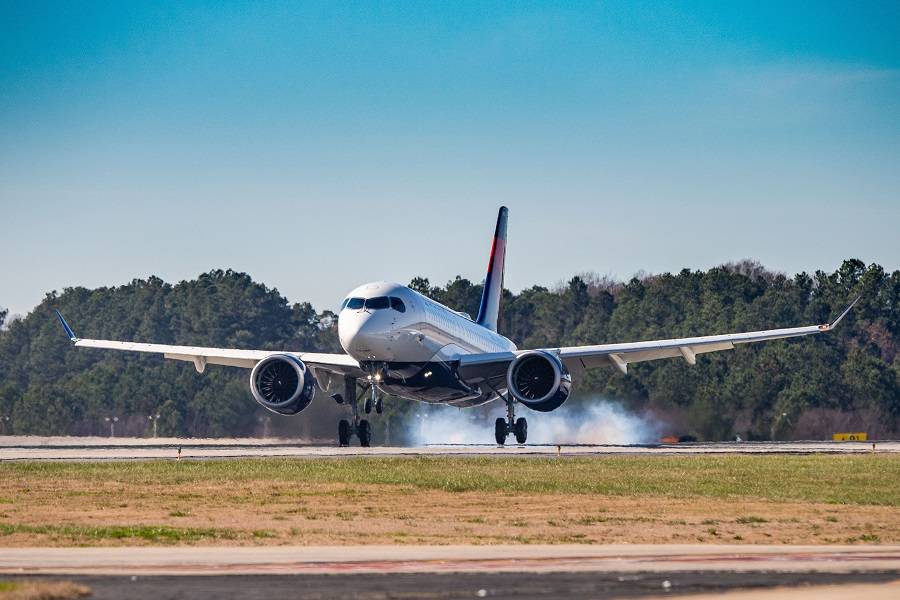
left=1, top=437, right=896, bottom=460
left=3, top=545, right=899, bottom=575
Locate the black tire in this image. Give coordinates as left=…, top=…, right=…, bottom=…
left=338, top=419, right=351, bottom=447
left=364, top=397, right=372, bottom=414
left=494, top=417, right=508, bottom=446
left=375, top=397, right=383, bottom=414
left=513, top=417, right=528, bottom=444
left=358, top=419, right=372, bottom=447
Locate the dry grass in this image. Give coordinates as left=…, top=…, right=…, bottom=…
left=1, top=455, right=898, bottom=546
left=0, top=580, right=90, bottom=600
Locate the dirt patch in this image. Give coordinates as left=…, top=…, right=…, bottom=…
left=1, top=477, right=897, bottom=546
left=0, top=580, right=90, bottom=600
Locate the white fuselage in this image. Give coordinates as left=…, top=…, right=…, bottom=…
left=338, top=281, right=516, bottom=366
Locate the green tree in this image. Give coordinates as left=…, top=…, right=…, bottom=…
left=1, top=261, right=897, bottom=440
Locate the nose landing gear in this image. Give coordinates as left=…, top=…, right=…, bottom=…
left=363, top=380, right=384, bottom=415
left=494, top=393, right=527, bottom=445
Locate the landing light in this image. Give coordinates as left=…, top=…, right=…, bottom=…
left=423, top=371, right=432, bottom=378
left=374, top=373, right=382, bottom=381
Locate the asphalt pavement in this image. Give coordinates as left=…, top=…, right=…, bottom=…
left=0, top=436, right=895, bottom=460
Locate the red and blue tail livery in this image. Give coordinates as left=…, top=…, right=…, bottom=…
left=476, top=206, right=508, bottom=332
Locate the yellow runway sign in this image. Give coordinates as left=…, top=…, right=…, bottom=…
left=833, top=432, right=867, bottom=441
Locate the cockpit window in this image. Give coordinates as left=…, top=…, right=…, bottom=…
left=345, top=296, right=405, bottom=312
left=364, top=296, right=390, bottom=310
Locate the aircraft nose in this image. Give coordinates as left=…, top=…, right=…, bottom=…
left=338, top=311, right=380, bottom=355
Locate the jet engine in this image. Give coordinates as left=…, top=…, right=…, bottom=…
left=506, top=350, right=571, bottom=412
left=250, top=354, right=316, bottom=415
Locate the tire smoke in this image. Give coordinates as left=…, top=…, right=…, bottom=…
left=407, top=400, right=663, bottom=446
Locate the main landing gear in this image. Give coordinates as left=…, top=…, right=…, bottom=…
left=332, top=376, right=381, bottom=447
left=495, top=393, right=527, bottom=445
left=338, top=417, right=371, bottom=447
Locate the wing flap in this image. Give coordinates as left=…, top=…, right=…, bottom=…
left=163, top=353, right=258, bottom=370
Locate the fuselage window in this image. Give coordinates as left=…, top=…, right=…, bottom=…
left=346, top=297, right=364, bottom=310
left=390, top=297, right=406, bottom=313
left=365, top=296, right=390, bottom=310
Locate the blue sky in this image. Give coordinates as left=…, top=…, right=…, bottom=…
left=2, top=1, right=899, bottom=318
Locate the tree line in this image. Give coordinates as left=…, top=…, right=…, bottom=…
left=0, top=259, right=897, bottom=440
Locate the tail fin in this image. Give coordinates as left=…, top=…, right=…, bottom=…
left=476, top=206, right=508, bottom=332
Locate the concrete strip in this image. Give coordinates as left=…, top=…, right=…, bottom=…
left=2, top=545, right=899, bottom=576
left=644, top=580, right=900, bottom=600
left=0, top=437, right=895, bottom=460
left=0, top=436, right=331, bottom=447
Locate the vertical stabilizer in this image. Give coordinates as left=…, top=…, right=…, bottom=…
left=476, top=206, right=508, bottom=332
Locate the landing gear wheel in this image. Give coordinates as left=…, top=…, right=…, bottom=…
left=513, top=417, right=528, bottom=444
left=495, top=417, right=508, bottom=446
left=358, top=419, right=372, bottom=447
left=375, top=397, right=383, bottom=414
left=364, top=397, right=373, bottom=414
left=338, top=419, right=351, bottom=447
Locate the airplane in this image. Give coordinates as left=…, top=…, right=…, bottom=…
left=55, top=206, right=859, bottom=446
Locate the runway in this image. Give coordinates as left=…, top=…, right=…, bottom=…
left=0, top=436, right=895, bottom=460
left=3, top=544, right=899, bottom=576
left=4, top=571, right=898, bottom=600
left=2, top=545, right=898, bottom=600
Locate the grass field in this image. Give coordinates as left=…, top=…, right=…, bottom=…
left=1, top=455, right=899, bottom=546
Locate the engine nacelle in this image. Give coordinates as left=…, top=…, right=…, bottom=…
left=250, top=354, right=316, bottom=415
left=506, top=350, right=571, bottom=412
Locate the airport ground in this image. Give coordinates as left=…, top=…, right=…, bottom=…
left=2, top=440, right=899, bottom=598
left=1, top=448, right=899, bottom=546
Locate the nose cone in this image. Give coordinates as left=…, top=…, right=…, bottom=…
left=339, top=310, right=385, bottom=358
left=338, top=311, right=362, bottom=353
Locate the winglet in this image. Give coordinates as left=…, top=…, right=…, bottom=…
left=55, top=310, right=78, bottom=342
left=819, top=296, right=861, bottom=331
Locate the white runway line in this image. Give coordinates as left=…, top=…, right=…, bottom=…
left=0, top=437, right=897, bottom=460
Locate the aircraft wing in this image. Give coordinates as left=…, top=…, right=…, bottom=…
left=55, top=311, right=364, bottom=379
left=458, top=297, right=859, bottom=382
